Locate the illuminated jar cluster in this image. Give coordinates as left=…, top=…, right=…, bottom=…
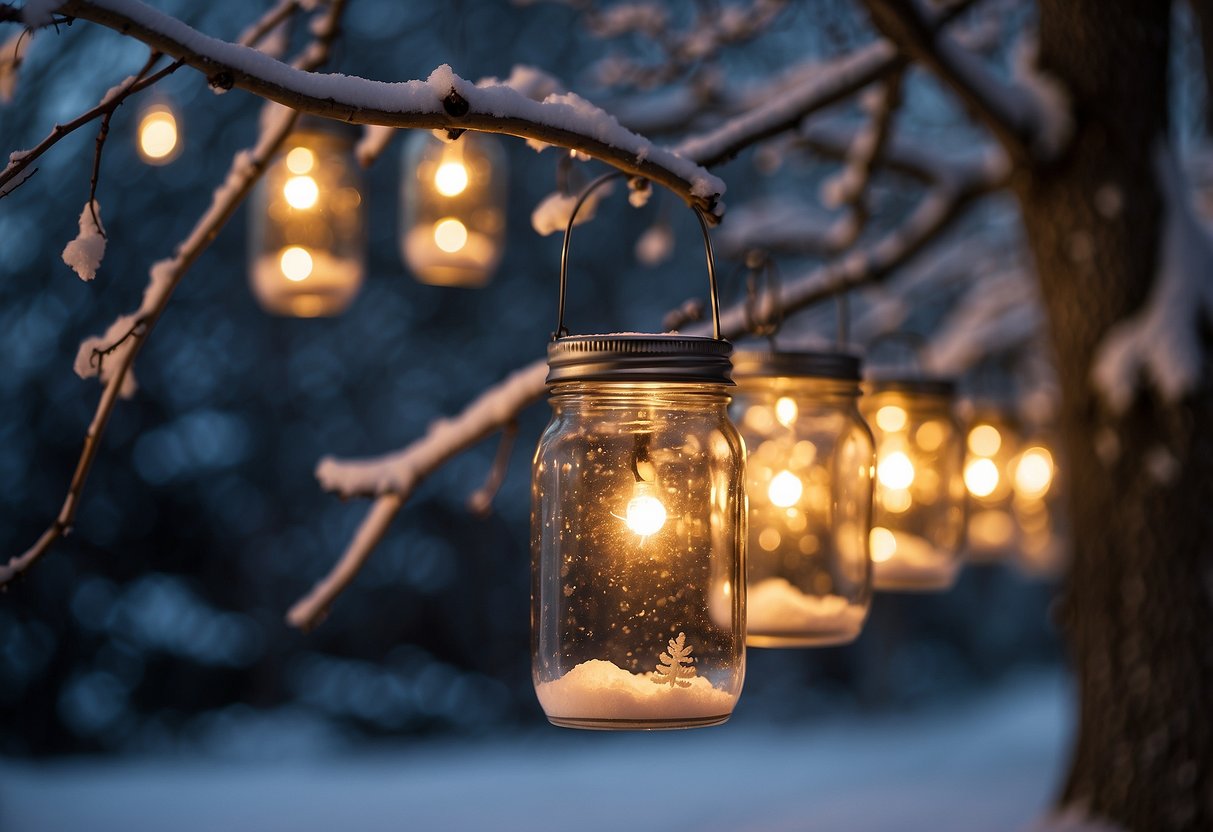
left=249, top=122, right=365, bottom=317
left=860, top=379, right=966, bottom=591
left=731, top=351, right=874, bottom=647
left=532, top=335, right=745, bottom=730
left=401, top=130, right=507, bottom=286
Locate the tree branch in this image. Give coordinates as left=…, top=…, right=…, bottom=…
left=0, top=0, right=346, bottom=588
left=289, top=149, right=1008, bottom=630
left=860, top=0, right=1064, bottom=164
left=58, top=0, right=726, bottom=213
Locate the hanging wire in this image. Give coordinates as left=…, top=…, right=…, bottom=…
left=555, top=171, right=723, bottom=341
left=836, top=292, right=850, bottom=349
left=741, top=250, right=783, bottom=347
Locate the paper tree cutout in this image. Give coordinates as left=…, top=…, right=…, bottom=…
left=652, top=632, right=697, bottom=688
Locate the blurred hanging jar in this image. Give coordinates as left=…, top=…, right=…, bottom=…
left=860, top=377, right=966, bottom=591
left=532, top=180, right=744, bottom=730
left=135, top=100, right=182, bottom=165
left=962, top=406, right=1022, bottom=562
left=249, top=118, right=365, bottom=317
left=731, top=351, right=874, bottom=647
left=1010, top=429, right=1066, bottom=577
left=401, top=130, right=507, bottom=286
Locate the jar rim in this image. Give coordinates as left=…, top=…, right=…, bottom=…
left=547, top=334, right=734, bottom=386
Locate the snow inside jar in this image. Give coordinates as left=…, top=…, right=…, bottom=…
left=731, top=351, right=874, bottom=647
left=532, top=334, right=746, bottom=730
left=860, top=378, right=967, bottom=591
left=401, top=129, right=507, bottom=287
left=249, top=119, right=365, bottom=317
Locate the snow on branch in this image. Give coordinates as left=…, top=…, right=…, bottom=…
left=292, top=153, right=1008, bottom=630
left=61, top=199, right=106, bottom=281
left=860, top=0, right=1070, bottom=164
left=59, top=0, right=725, bottom=211
left=1091, top=145, right=1213, bottom=413
left=922, top=266, right=1042, bottom=376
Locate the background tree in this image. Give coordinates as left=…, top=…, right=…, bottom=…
left=1, top=1, right=1209, bottom=829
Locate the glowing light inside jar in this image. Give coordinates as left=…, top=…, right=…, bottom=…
left=964, top=457, right=1000, bottom=497
left=138, top=108, right=178, bottom=162
left=967, top=424, right=1002, bottom=456
left=434, top=161, right=469, bottom=196
left=767, top=470, right=803, bottom=508
left=283, top=175, right=319, bottom=209
left=875, top=405, right=908, bottom=433
left=624, top=488, right=667, bottom=537
left=279, top=246, right=314, bottom=282
left=870, top=526, right=897, bottom=562
left=877, top=451, right=915, bottom=490
left=434, top=218, right=468, bottom=253
left=1015, top=447, right=1054, bottom=498
left=285, top=147, right=315, bottom=174
left=775, top=397, right=798, bottom=427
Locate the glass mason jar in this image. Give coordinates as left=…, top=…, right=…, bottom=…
left=532, top=335, right=746, bottom=730
left=1010, top=431, right=1066, bottom=577
left=860, top=379, right=966, bottom=591
left=731, top=351, right=874, bottom=647
left=401, top=130, right=507, bottom=287
left=961, top=407, right=1022, bottom=562
left=249, top=121, right=365, bottom=317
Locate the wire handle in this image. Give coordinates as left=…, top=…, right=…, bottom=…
left=554, top=171, right=722, bottom=341
left=741, top=250, right=783, bottom=346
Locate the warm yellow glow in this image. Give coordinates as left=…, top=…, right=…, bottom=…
left=1015, top=447, right=1055, bottom=498
left=870, top=527, right=897, bottom=562
left=434, top=161, right=469, bottom=196
left=775, top=397, right=798, bottom=427
left=138, top=108, right=178, bottom=162
left=883, top=487, right=912, bottom=513
left=758, top=527, right=781, bottom=551
left=283, top=175, right=319, bottom=209
left=768, top=470, right=803, bottom=508
left=285, top=146, right=315, bottom=175
left=877, top=451, right=915, bottom=490
left=964, top=457, right=1000, bottom=497
left=434, top=218, right=468, bottom=253
left=624, top=484, right=667, bottom=537
left=915, top=421, right=944, bottom=452
left=279, top=246, right=314, bottom=282
left=968, top=424, right=1002, bottom=456
left=875, top=405, right=907, bottom=433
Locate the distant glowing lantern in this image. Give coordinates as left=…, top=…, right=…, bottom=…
left=731, top=351, right=874, bottom=647
left=532, top=188, right=744, bottom=730
left=860, top=378, right=966, bottom=591
left=402, top=130, right=507, bottom=286
left=962, top=409, right=1022, bottom=561
left=136, top=103, right=181, bottom=165
left=1010, top=434, right=1066, bottom=578
left=248, top=121, right=365, bottom=317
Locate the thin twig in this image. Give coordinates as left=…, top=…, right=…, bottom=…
left=0, top=0, right=345, bottom=587
left=467, top=420, right=520, bottom=517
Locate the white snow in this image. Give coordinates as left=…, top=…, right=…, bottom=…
left=534, top=659, right=737, bottom=722
left=635, top=222, right=674, bottom=266
left=746, top=578, right=867, bottom=637
left=61, top=201, right=107, bottom=282
left=354, top=125, right=394, bottom=167
left=0, top=671, right=1072, bottom=832
left=1091, top=144, right=1213, bottom=413
left=530, top=183, right=614, bottom=237
left=1011, top=36, right=1073, bottom=160
left=872, top=529, right=960, bottom=590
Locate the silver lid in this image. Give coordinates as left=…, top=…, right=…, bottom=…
left=864, top=375, right=957, bottom=397
left=547, top=334, right=734, bottom=385
left=732, top=349, right=862, bottom=381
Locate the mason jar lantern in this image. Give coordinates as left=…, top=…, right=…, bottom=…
left=401, top=130, right=507, bottom=287
left=731, top=351, right=874, bottom=647
left=860, top=378, right=966, bottom=591
left=532, top=181, right=745, bottom=730
left=962, top=407, right=1022, bottom=561
left=249, top=119, right=365, bottom=317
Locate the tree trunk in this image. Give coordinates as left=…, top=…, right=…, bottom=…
left=1016, top=2, right=1213, bottom=829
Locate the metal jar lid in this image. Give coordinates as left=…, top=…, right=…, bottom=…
left=547, top=334, right=734, bottom=385
left=732, top=349, right=862, bottom=382
left=864, top=375, right=957, bottom=397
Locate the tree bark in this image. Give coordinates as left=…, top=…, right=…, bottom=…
left=1015, top=2, right=1213, bottom=829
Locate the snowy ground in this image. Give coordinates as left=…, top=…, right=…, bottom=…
left=0, top=672, right=1071, bottom=832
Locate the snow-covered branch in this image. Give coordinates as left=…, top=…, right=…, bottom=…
left=290, top=152, right=1007, bottom=630
left=0, top=0, right=348, bottom=588
left=860, top=0, right=1070, bottom=164
left=1091, top=145, right=1213, bottom=413
left=58, top=0, right=725, bottom=212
